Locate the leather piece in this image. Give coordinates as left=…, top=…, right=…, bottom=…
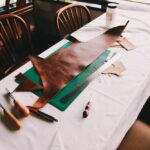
left=102, top=61, right=126, bottom=76
left=118, top=37, right=136, bottom=51
left=15, top=23, right=128, bottom=109
left=15, top=73, right=43, bottom=91
left=65, top=34, right=80, bottom=42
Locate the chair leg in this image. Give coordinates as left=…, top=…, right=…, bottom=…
left=138, top=99, right=150, bottom=125
left=117, top=120, right=150, bottom=150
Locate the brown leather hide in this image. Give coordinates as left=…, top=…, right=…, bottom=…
left=15, top=23, right=128, bottom=109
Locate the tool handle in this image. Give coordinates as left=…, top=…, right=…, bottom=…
left=4, top=109, right=22, bottom=129
left=14, top=100, right=30, bottom=117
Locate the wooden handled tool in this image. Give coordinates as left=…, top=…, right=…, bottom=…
left=0, top=103, right=22, bottom=129
left=6, top=88, right=30, bottom=117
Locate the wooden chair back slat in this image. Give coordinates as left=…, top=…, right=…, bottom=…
left=65, top=10, right=74, bottom=32
left=0, top=33, right=14, bottom=66
left=59, top=18, right=67, bottom=34
left=74, top=7, right=80, bottom=29
left=0, top=21, right=16, bottom=58
left=62, top=12, right=72, bottom=33
left=56, top=3, right=91, bottom=39
left=68, top=8, right=75, bottom=31
left=74, top=7, right=80, bottom=30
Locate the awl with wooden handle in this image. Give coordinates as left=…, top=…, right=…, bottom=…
left=6, top=88, right=30, bottom=117
left=0, top=103, right=22, bottom=129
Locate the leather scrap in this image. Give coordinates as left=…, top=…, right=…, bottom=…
left=111, top=36, right=136, bottom=51
left=15, top=22, right=129, bottom=109
left=111, top=36, right=124, bottom=47
left=118, top=37, right=136, bottom=51
left=102, top=61, right=126, bottom=76
left=64, top=34, right=80, bottom=42
left=15, top=73, right=43, bottom=91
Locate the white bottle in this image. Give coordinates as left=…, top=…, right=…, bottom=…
left=106, top=3, right=118, bottom=28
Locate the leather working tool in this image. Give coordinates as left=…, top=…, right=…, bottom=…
left=0, top=103, right=22, bottom=129
left=6, top=88, right=30, bottom=117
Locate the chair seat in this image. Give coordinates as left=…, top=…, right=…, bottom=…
left=117, top=120, right=150, bottom=150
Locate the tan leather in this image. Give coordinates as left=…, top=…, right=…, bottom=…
left=15, top=23, right=128, bottom=109
left=102, top=61, right=126, bottom=76
left=117, top=120, right=150, bottom=150
left=118, top=37, right=136, bottom=51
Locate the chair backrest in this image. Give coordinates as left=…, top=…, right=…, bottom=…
left=56, top=3, right=91, bottom=38
left=0, top=14, right=33, bottom=79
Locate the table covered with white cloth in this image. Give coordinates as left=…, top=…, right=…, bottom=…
left=0, top=0, right=150, bottom=150
left=0, top=0, right=16, bottom=7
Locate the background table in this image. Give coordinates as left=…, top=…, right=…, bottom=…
left=0, top=0, right=150, bottom=150
left=0, top=0, right=16, bottom=7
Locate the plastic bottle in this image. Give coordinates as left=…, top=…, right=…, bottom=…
left=106, top=3, right=118, bottom=28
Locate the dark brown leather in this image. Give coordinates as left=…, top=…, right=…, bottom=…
left=15, top=73, right=43, bottom=91
left=15, top=23, right=128, bottom=109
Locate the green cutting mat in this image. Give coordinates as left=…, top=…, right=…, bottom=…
left=24, top=41, right=110, bottom=111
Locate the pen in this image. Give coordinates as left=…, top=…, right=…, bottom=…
left=27, top=106, right=58, bottom=122
left=83, top=101, right=91, bottom=118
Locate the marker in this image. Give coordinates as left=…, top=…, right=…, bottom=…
left=27, top=106, right=58, bottom=122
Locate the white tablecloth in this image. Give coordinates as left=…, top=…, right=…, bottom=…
left=0, top=1, right=150, bottom=150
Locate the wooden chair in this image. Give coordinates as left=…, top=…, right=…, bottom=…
left=0, top=14, right=33, bottom=79
left=117, top=120, right=150, bottom=150
left=5, top=0, right=35, bottom=32
left=55, top=3, right=91, bottom=39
